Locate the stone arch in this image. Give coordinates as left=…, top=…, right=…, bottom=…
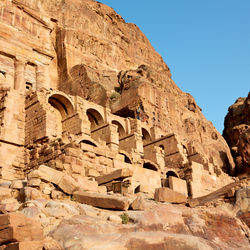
left=86, top=108, right=105, bottom=131
left=142, top=128, right=152, bottom=145
left=111, top=120, right=126, bottom=138
left=48, top=94, right=74, bottom=120
left=80, top=139, right=97, bottom=147
left=119, top=152, right=132, bottom=164
left=143, top=162, right=158, bottom=171
left=164, top=170, right=179, bottom=188
left=48, top=94, right=74, bottom=137
left=166, top=170, right=178, bottom=178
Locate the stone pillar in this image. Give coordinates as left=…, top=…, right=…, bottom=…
left=36, top=64, right=50, bottom=90
left=107, top=124, right=119, bottom=151
left=129, top=118, right=142, bottom=135
left=14, top=58, right=26, bottom=93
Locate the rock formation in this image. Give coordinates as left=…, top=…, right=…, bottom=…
left=17, top=0, right=234, bottom=174
left=0, top=0, right=249, bottom=249
left=223, top=92, right=250, bottom=176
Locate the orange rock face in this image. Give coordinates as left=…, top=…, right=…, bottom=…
left=14, top=0, right=234, bottom=175
left=223, top=92, right=250, bottom=176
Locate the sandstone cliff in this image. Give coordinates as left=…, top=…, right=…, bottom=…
left=223, top=92, right=250, bottom=176
left=14, top=0, right=235, bottom=175
left=0, top=1, right=249, bottom=249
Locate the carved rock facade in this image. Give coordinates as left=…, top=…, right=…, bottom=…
left=0, top=0, right=235, bottom=200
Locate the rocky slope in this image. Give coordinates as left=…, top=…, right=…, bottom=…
left=13, top=0, right=235, bottom=175
left=223, top=92, right=250, bottom=176
left=0, top=177, right=249, bottom=249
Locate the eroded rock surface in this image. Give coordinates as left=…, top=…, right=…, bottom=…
left=13, top=0, right=235, bottom=175
left=223, top=92, right=250, bottom=176
left=49, top=203, right=250, bottom=250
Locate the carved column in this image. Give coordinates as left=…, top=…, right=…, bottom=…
left=14, top=58, right=26, bottom=93
left=36, top=64, right=50, bottom=90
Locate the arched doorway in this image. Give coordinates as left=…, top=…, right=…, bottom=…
left=86, top=109, right=104, bottom=131
left=166, top=171, right=178, bottom=178
left=164, top=170, right=179, bottom=187
left=48, top=94, right=74, bottom=137
left=142, top=128, right=152, bottom=145
left=111, top=120, right=126, bottom=138
left=143, top=162, right=158, bottom=171
left=120, top=152, right=132, bottom=164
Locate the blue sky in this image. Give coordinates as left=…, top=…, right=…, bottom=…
left=98, top=0, right=250, bottom=133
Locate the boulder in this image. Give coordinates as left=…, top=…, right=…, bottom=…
left=96, top=168, right=133, bottom=185
left=108, top=215, right=122, bottom=223
left=73, top=191, right=130, bottom=210
left=44, top=201, right=79, bottom=218
left=131, top=195, right=147, bottom=210
left=154, top=187, right=187, bottom=203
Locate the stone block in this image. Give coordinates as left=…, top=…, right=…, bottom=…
left=0, top=199, right=20, bottom=213
left=113, top=159, right=131, bottom=169
left=37, top=165, right=64, bottom=185
left=0, top=214, right=43, bottom=245
left=73, top=176, right=98, bottom=192
left=73, top=191, right=130, bottom=210
left=98, top=186, right=107, bottom=193
left=71, top=163, right=85, bottom=175
left=0, top=181, right=11, bottom=188
left=0, top=188, right=12, bottom=200
left=96, top=168, right=133, bottom=185
left=41, top=184, right=54, bottom=195
left=65, top=147, right=81, bottom=158
left=51, top=190, right=68, bottom=200
left=58, top=175, right=77, bottom=195
left=86, top=169, right=100, bottom=178
left=131, top=195, right=147, bottom=211
left=24, top=187, right=43, bottom=201
left=27, top=170, right=40, bottom=179
left=154, top=187, right=187, bottom=203
left=169, top=176, right=188, bottom=197
left=11, top=180, right=26, bottom=189
left=115, top=154, right=125, bottom=162
left=80, top=143, right=94, bottom=153
left=129, top=166, right=161, bottom=195
left=27, top=178, right=41, bottom=187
